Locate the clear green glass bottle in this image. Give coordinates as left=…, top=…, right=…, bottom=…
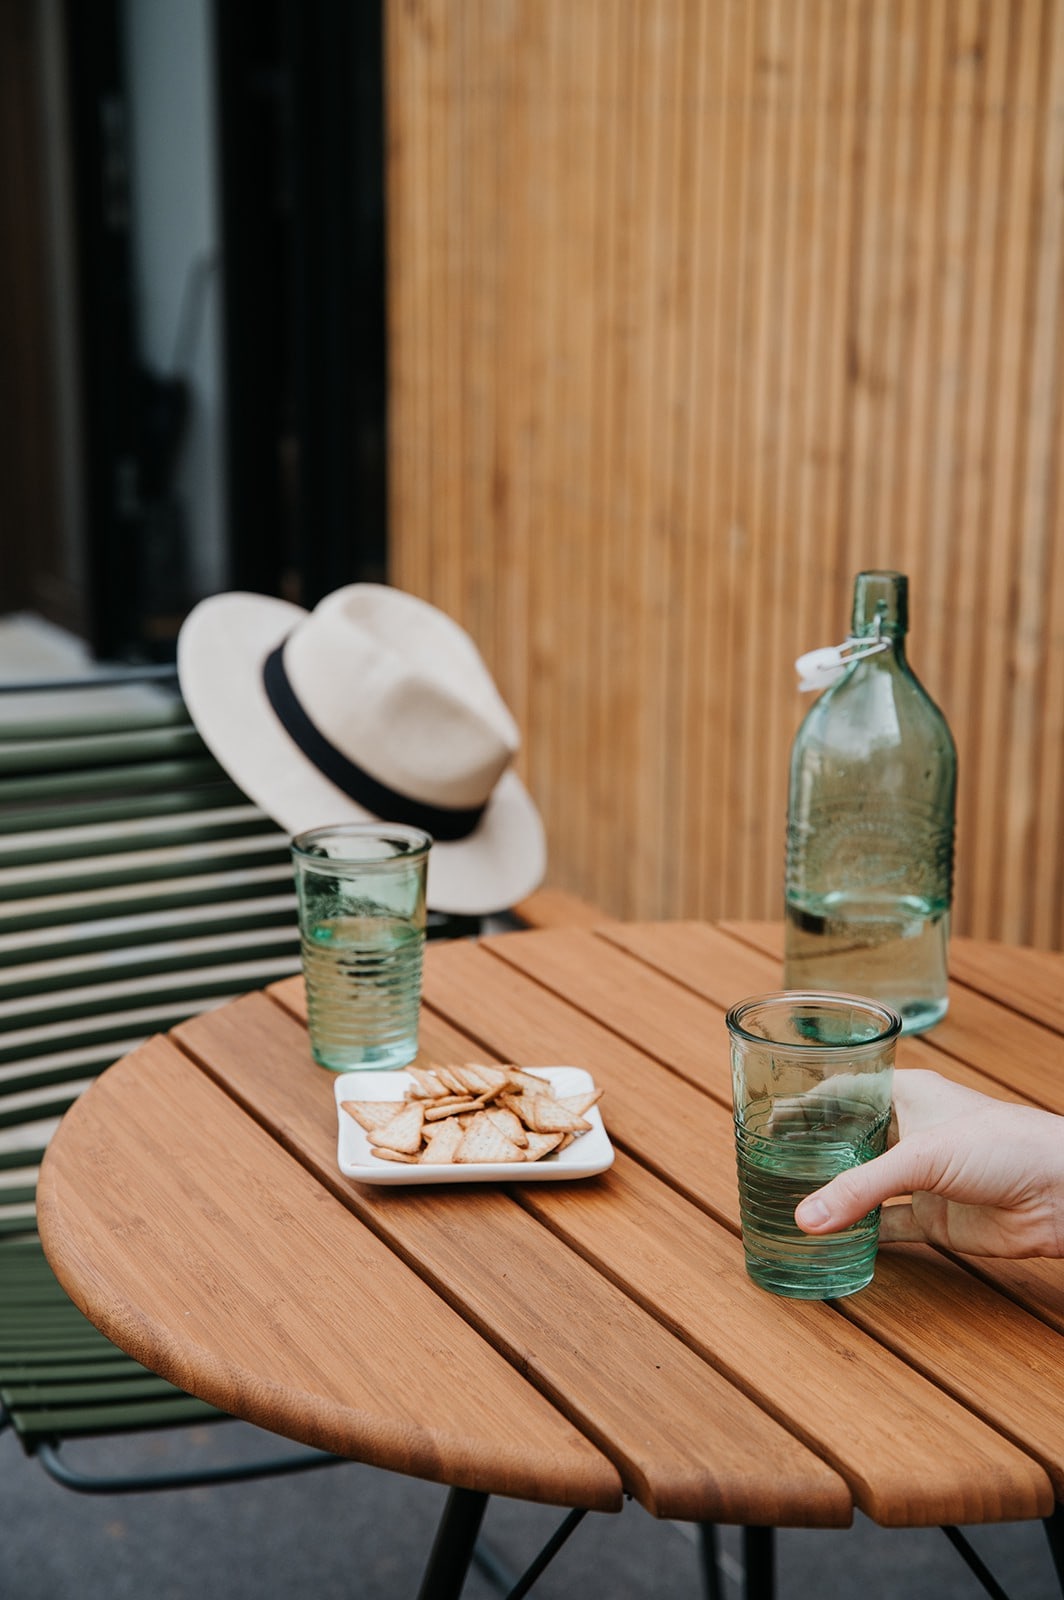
left=783, top=570, right=957, bottom=1033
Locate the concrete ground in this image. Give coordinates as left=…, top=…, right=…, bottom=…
left=1, top=1417, right=1060, bottom=1599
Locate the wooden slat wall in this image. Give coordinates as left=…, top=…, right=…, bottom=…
left=386, top=0, right=1064, bottom=947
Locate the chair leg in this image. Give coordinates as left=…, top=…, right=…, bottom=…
left=36, top=1438, right=345, bottom=1494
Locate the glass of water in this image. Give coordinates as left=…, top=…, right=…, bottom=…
left=291, top=823, right=432, bottom=1072
left=725, top=991, right=901, bottom=1299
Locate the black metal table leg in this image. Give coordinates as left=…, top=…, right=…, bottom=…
left=417, top=1486, right=490, bottom=1600
left=698, top=1522, right=773, bottom=1599
left=743, top=1527, right=775, bottom=1600
left=941, top=1526, right=1014, bottom=1600
left=1044, top=1504, right=1064, bottom=1596
left=698, top=1523, right=725, bottom=1600
left=503, top=1507, right=587, bottom=1600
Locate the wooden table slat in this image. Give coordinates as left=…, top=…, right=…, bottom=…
left=949, top=937, right=1064, bottom=1034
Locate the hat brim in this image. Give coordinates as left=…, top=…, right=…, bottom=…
left=177, top=592, right=546, bottom=915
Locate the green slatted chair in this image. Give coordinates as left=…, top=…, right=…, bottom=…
left=0, top=667, right=349, bottom=1491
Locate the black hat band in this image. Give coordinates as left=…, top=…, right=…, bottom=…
left=262, top=642, right=488, bottom=842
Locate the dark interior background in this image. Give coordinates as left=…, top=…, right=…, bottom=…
left=0, top=0, right=387, bottom=663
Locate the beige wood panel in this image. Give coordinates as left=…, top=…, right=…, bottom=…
left=386, top=0, right=1064, bottom=946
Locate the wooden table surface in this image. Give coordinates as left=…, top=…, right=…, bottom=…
left=37, top=921, right=1064, bottom=1538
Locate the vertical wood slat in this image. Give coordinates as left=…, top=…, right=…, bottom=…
left=968, top=2, right=1049, bottom=943
left=1019, top=1, right=1064, bottom=947
left=948, top=0, right=1010, bottom=944
left=1033, top=8, right=1064, bottom=950
left=387, top=0, right=1064, bottom=948
left=586, top=0, right=619, bottom=911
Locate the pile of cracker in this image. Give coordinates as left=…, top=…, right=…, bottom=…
left=342, top=1062, right=603, bottom=1165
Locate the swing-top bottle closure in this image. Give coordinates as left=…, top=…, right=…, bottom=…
left=795, top=619, right=892, bottom=692
left=797, top=573, right=908, bottom=689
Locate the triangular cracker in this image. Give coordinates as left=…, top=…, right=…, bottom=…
left=433, top=1065, right=470, bottom=1095
left=419, top=1119, right=464, bottom=1163
left=371, top=1102, right=425, bottom=1155
left=453, top=1112, right=525, bottom=1164
left=483, top=1106, right=528, bottom=1147
left=341, top=1100, right=407, bottom=1133
left=522, top=1097, right=591, bottom=1135
left=459, top=1062, right=509, bottom=1094
left=425, top=1097, right=485, bottom=1120
left=503, top=1068, right=552, bottom=1095
left=522, top=1131, right=564, bottom=1161
left=556, top=1088, right=603, bottom=1117
left=406, top=1067, right=449, bottom=1098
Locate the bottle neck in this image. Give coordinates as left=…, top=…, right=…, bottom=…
left=851, top=570, right=908, bottom=647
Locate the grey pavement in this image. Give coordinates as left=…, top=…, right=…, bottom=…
left=1, top=1417, right=1060, bottom=1599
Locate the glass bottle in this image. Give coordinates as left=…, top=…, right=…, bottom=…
left=783, top=570, right=957, bottom=1033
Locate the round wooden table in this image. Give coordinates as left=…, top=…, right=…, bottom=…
left=38, top=921, right=1064, bottom=1597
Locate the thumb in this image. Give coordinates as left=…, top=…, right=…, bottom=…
left=795, top=1145, right=916, bottom=1233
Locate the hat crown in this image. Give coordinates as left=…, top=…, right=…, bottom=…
left=283, top=586, right=520, bottom=809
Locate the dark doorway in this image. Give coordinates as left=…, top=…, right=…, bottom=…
left=0, top=0, right=70, bottom=634
left=2, top=0, right=387, bottom=663
left=214, top=0, right=387, bottom=611
left=62, top=0, right=144, bottom=658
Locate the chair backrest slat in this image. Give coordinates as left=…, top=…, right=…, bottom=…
left=0, top=671, right=301, bottom=1243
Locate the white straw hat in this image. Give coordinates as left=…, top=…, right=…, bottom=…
left=177, top=584, right=546, bottom=914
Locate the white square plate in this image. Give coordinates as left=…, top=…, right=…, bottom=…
left=334, top=1066, right=614, bottom=1186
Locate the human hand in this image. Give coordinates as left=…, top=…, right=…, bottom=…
left=793, top=1069, right=1064, bottom=1258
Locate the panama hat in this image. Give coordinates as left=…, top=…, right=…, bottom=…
left=177, top=584, right=546, bottom=914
